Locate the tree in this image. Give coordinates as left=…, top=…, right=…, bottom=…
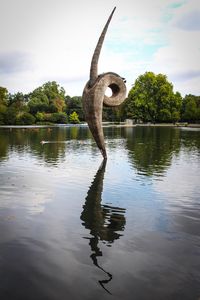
left=0, top=87, right=8, bottom=106
left=35, top=112, right=45, bottom=122
left=8, top=92, right=27, bottom=111
left=49, top=112, right=68, bottom=124
left=65, top=96, right=84, bottom=121
left=15, top=112, right=35, bottom=125
left=0, top=87, right=8, bottom=124
left=1, top=92, right=29, bottom=125
left=69, top=111, right=80, bottom=124
left=182, top=94, right=200, bottom=122
left=4, top=107, right=17, bottom=125
left=28, top=81, right=66, bottom=114
left=125, top=72, right=182, bottom=123
left=28, top=95, right=49, bottom=114
left=41, top=81, right=65, bottom=101
left=0, top=107, right=6, bottom=125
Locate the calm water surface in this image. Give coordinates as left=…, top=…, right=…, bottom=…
left=0, top=126, right=200, bottom=300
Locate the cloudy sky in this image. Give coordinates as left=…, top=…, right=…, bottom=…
left=0, top=0, right=200, bottom=96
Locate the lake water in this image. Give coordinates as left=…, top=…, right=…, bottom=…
left=0, top=126, right=200, bottom=300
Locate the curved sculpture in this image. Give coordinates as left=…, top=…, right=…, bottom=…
left=82, top=7, right=127, bottom=159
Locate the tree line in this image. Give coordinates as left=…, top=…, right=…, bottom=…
left=0, top=81, right=81, bottom=125
left=123, top=72, right=200, bottom=123
left=0, top=72, right=199, bottom=125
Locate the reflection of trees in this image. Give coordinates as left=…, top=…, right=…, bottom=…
left=0, top=131, right=9, bottom=161
left=80, top=160, right=126, bottom=294
left=125, top=127, right=182, bottom=176
left=179, top=128, right=200, bottom=153
left=0, top=128, right=66, bottom=164
left=0, top=127, right=90, bottom=164
left=1, top=126, right=199, bottom=166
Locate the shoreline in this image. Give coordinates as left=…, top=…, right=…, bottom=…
left=0, top=123, right=200, bottom=129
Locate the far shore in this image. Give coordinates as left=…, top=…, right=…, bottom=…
left=0, top=122, right=200, bottom=129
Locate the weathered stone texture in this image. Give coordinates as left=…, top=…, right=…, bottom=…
left=82, top=8, right=127, bottom=158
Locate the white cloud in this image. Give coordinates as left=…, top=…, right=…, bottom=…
left=148, top=0, right=200, bottom=95
left=176, top=10, right=200, bottom=30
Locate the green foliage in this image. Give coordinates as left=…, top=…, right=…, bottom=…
left=182, top=94, right=200, bottom=122
left=2, top=92, right=29, bottom=125
left=30, top=81, right=65, bottom=101
left=28, top=95, right=49, bottom=114
left=35, top=112, right=68, bottom=124
left=8, top=92, right=27, bottom=110
left=28, top=81, right=66, bottom=114
left=158, top=108, right=171, bottom=122
left=49, top=112, right=68, bottom=124
left=1, top=78, right=200, bottom=125
left=125, top=72, right=182, bottom=123
left=65, top=96, right=84, bottom=121
left=4, top=107, right=17, bottom=125
left=0, top=87, right=8, bottom=106
left=40, top=81, right=65, bottom=101
left=15, top=112, right=35, bottom=125
left=0, top=104, right=7, bottom=125
left=69, top=111, right=80, bottom=124
left=0, top=114, right=5, bottom=125
left=53, top=97, right=66, bottom=113
left=171, top=111, right=180, bottom=123
left=102, top=107, right=122, bottom=122
left=35, top=112, right=45, bottom=122
left=0, top=87, right=8, bottom=124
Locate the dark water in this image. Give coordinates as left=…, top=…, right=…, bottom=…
left=0, top=126, right=200, bottom=300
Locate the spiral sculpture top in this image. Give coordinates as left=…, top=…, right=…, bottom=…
left=82, top=7, right=127, bottom=159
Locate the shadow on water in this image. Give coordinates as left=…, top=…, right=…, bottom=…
left=80, top=159, right=126, bottom=294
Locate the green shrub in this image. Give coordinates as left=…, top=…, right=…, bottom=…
left=69, top=111, right=80, bottom=124
left=0, top=113, right=5, bottom=125
left=4, top=107, right=17, bottom=125
left=16, top=112, right=36, bottom=125
left=49, top=112, right=68, bottom=123
left=35, top=111, right=45, bottom=122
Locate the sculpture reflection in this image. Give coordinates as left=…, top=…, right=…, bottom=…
left=80, top=160, right=126, bottom=294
